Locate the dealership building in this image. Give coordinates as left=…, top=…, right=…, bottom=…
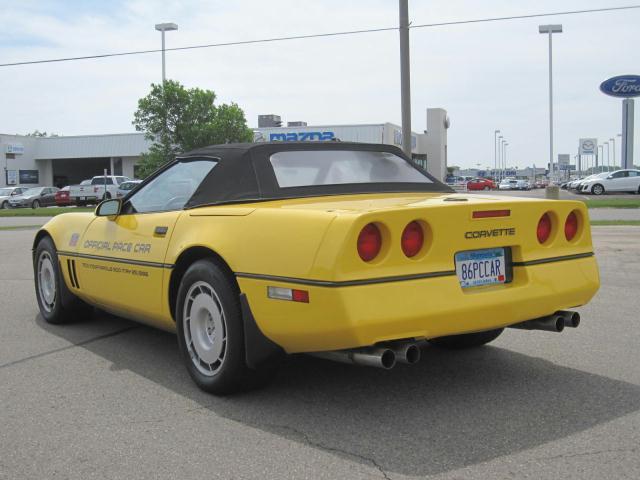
left=1, top=107, right=448, bottom=188
left=254, top=108, right=449, bottom=180
left=0, top=133, right=151, bottom=188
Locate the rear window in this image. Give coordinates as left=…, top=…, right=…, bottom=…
left=91, top=177, right=114, bottom=185
left=269, top=150, right=432, bottom=188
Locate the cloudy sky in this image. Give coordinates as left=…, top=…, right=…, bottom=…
left=0, top=0, right=638, bottom=169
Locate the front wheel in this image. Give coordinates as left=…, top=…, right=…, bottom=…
left=34, top=236, right=92, bottom=324
left=591, top=184, right=605, bottom=195
left=175, top=259, right=278, bottom=394
left=428, top=328, right=503, bottom=350
left=32, top=199, right=40, bottom=209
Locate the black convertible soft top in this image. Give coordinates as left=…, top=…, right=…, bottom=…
left=167, top=141, right=453, bottom=208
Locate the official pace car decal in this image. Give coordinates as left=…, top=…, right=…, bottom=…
left=83, top=240, right=152, bottom=254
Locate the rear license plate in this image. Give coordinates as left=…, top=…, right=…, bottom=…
left=455, top=248, right=507, bottom=288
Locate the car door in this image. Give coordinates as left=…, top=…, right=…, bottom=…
left=627, top=171, right=640, bottom=192
left=74, top=158, right=218, bottom=328
left=605, top=171, right=628, bottom=191
left=45, top=188, right=58, bottom=206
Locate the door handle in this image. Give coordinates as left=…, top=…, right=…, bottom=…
left=154, top=226, right=169, bottom=237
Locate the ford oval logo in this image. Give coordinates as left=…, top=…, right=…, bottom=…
left=600, top=75, right=640, bottom=98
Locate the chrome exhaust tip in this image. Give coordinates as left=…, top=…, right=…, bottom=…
left=559, top=310, right=581, bottom=328
left=389, top=342, right=421, bottom=365
left=309, top=347, right=396, bottom=370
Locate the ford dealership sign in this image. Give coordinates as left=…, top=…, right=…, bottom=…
left=600, top=75, right=640, bottom=98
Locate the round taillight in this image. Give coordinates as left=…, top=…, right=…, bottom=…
left=565, top=211, right=579, bottom=241
left=357, top=223, right=382, bottom=262
left=537, top=213, right=552, bottom=244
left=401, top=221, right=424, bottom=257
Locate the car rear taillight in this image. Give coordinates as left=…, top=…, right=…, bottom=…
left=565, top=211, right=579, bottom=241
left=357, top=223, right=382, bottom=262
left=537, top=213, right=552, bottom=244
left=401, top=221, right=424, bottom=257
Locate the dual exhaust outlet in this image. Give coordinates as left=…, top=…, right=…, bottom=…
left=310, top=340, right=421, bottom=370
left=310, top=310, right=581, bottom=370
left=509, top=310, right=580, bottom=333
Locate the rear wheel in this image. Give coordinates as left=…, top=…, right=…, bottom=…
left=31, top=199, right=40, bottom=209
left=1, top=200, right=7, bottom=209
left=428, top=328, right=503, bottom=350
left=34, top=236, right=92, bottom=324
left=175, top=259, right=278, bottom=394
left=591, top=184, right=605, bottom=195
left=483, top=186, right=490, bottom=191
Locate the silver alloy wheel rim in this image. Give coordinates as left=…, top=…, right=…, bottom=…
left=37, top=251, right=56, bottom=313
left=182, top=281, right=227, bottom=376
left=593, top=185, right=603, bottom=195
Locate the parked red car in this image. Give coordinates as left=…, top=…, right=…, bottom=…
left=466, top=178, right=496, bottom=191
left=55, top=186, right=73, bottom=206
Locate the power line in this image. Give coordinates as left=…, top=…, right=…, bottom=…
left=0, top=4, right=638, bottom=68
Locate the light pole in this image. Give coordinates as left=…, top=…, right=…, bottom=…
left=155, top=22, right=178, bottom=83
left=610, top=137, right=616, bottom=168
left=604, top=142, right=610, bottom=170
left=539, top=24, right=562, bottom=183
left=498, top=136, right=504, bottom=180
left=494, top=130, right=500, bottom=179
left=504, top=143, right=509, bottom=174
left=398, top=0, right=412, bottom=157
left=598, top=145, right=604, bottom=173
left=617, top=133, right=622, bottom=167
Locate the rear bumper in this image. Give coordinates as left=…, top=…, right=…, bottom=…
left=237, top=255, right=599, bottom=353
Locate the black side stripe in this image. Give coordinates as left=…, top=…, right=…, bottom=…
left=512, top=252, right=594, bottom=267
left=71, top=260, right=80, bottom=288
left=236, top=251, right=595, bottom=288
left=66, top=259, right=77, bottom=288
left=235, top=270, right=456, bottom=288
left=57, top=250, right=174, bottom=269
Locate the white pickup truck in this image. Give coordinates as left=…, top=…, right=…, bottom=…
left=69, top=175, right=131, bottom=206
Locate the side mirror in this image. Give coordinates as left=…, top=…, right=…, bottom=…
left=96, top=198, right=121, bottom=217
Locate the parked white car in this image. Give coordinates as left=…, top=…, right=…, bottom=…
left=498, top=179, right=517, bottom=190
left=69, top=175, right=130, bottom=205
left=116, top=179, right=142, bottom=198
left=579, top=169, right=640, bottom=195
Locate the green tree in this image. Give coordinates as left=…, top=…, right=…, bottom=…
left=133, top=80, right=253, bottom=178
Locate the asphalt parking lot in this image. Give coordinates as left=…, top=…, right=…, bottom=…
left=1, top=226, right=639, bottom=480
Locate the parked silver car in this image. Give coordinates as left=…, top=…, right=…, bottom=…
left=116, top=179, right=142, bottom=198
left=0, top=187, right=28, bottom=209
left=8, top=186, right=59, bottom=208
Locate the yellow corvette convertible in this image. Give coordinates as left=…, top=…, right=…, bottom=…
left=33, top=142, right=599, bottom=394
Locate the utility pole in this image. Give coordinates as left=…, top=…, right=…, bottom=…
left=399, top=0, right=412, bottom=157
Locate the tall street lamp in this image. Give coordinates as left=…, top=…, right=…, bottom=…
left=598, top=145, right=604, bottom=172
left=610, top=137, right=616, bottom=168
left=494, top=130, right=500, bottom=178
left=617, top=133, right=622, bottom=167
left=155, top=22, right=178, bottom=83
left=498, top=136, right=504, bottom=179
left=539, top=24, right=563, bottom=182
left=504, top=143, right=509, bottom=173
left=604, top=142, right=610, bottom=170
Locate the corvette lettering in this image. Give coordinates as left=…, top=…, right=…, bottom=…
left=464, top=228, right=515, bottom=239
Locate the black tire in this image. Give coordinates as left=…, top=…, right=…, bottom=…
left=428, top=328, right=504, bottom=350
left=102, top=192, right=111, bottom=201
left=591, top=184, right=605, bottom=195
left=34, top=236, right=92, bottom=324
left=1, top=200, right=7, bottom=209
left=483, top=186, right=490, bottom=191
left=175, top=259, right=278, bottom=394
left=76, top=200, right=85, bottom=207
left=32, top=199, right=40, bottom=209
